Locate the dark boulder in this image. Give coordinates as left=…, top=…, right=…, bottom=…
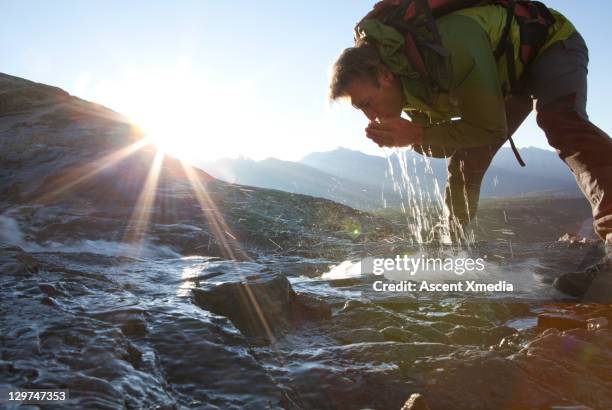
left=192, top=269, right=330, bottom=342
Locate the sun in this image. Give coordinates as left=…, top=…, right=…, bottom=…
left=94, top=62, right=236, bottom=164
left=91, top=60, right=287, bottom=163
left=127, top=91, right=208, bottom=163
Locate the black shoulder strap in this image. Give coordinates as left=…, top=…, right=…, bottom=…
left=493, top=0, right=526, bottom=167
left=494, top=0, right=515, bottom=61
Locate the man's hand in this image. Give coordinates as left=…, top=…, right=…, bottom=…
left=365, top=117, right=423, bottom=148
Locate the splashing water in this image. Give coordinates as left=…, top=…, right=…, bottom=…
left=382, top=148, right=457, bottom=246
left=0, top=214, right=180, bottom=258
left=321, top=260, right=362, bottom=280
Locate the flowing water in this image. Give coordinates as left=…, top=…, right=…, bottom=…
left=2, top=218, right=611, bottom=409
left=1, top=152, right=610, bottom=410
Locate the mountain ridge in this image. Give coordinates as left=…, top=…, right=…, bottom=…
left=199, top=145, right=580, bottom=211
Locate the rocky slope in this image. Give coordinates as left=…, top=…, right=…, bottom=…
left=0, top=73, right=399, bottom=260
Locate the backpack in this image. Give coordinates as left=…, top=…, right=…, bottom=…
left=355, top=0, right=556, bottom=166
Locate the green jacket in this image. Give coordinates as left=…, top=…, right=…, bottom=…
left=357, top=5, right=575, bottom=156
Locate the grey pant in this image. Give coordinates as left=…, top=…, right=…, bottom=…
left=445, top=32, right=612, bottom=242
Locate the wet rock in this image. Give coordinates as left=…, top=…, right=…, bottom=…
left=192, top=269, right=330, bottom=341
left=447, top=325, right=517, bottom=346
left=90, top=309, right=149, bottom=338
left=586, top=317, right=608, bottom=331
left=380, top=326, right=424, bottom=343
left=148, top=310, right=284, bottom=408
left=538, top=313, right=588, bottom=331
left=123, top=341, right=143, bottom=369
left=403, top=323, right=450, bottom=344
left=333, top=328, right=386, bottom=344
left=511, top=329, right=612, bottom=409
left=333, top=341, right=456, bottom=366
left=38, top=282, right=64, bottom=296
left=334, top=300, right=406, bottom=332
left=327, top=277, right=363, bottom=287
left=40, top=296, right=57, bottom=307
left=493, top=332, right=526, bottom=354
left=484, top=326, right=517, bottom=346
left=401, top=393, right=430, bottom=410
left=558, top=233, right=600, bottom=245
left=446, top=325, right=485, bottom=345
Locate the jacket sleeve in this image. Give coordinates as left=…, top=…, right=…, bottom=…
left=421, top=14, right=508, bottom=149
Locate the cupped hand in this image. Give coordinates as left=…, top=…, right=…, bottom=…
left=365, top=117, right=423, bottom=148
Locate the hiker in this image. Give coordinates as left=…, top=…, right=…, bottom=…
left=328, top=0, right=612, bottom=298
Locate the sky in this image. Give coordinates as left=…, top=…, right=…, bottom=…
left=2, top=1, right=611, bottom=162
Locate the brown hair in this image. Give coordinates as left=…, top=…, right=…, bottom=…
left=328, top=41, right=386, bottom=101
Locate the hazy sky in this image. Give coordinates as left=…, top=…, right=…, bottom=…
left=2, top=1, right=610, bottom=162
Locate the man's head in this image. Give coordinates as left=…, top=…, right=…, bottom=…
left=329, top=41, right=405, bottom=121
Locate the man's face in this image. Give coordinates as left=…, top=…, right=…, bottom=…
left=345, top=71, right=405, bottom=122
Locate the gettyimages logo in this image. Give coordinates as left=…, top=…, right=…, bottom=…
left=360, top=254, right=515, bottom=293
left=362, top=255, right=486, bottom=277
